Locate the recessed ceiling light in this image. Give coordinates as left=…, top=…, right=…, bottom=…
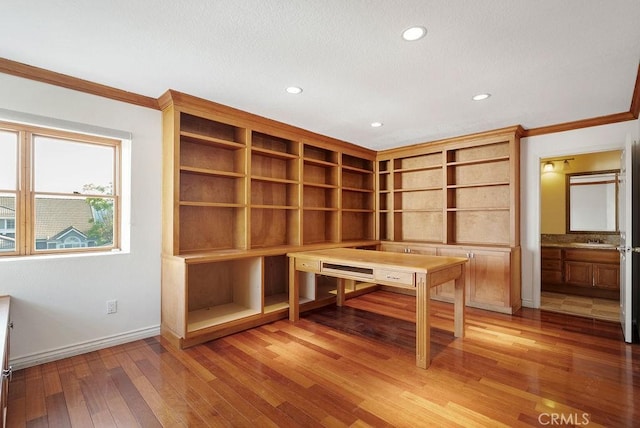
left=286, top=86, right=303, bottom=94
left=371, top=122, right=383, bottom=128
left=472, top=93, right=491, bottom=101
left=402, top=26, right=427, bottom=41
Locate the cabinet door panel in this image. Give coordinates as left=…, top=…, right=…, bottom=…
left=564, top=261, right=593, bottom=287
left=594, top=263, right=619, bottom=290
left=468, top=250, right=510, bottom=309
left=434, top=248, right=469, bottom=301
left=541, top=270, right=563, bottom=284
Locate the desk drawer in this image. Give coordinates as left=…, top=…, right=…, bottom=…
left=374, top=269, right=415, bottom=287
left=295, top=258, right=320, bottom=273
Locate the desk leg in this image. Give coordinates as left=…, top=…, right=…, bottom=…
left=415, top=272, right=430, bottom=369
left=454, top=264, right=466, bottom=338
left=336, top=278, right=345, bottom=307
left=288, top=257, right=299, bottom=322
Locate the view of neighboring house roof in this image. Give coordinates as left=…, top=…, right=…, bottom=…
left=0, top=196, right=94, bottom=239
left=33, top=198, right=94, bottom=239
left=51, top=225, right=88, bottom=241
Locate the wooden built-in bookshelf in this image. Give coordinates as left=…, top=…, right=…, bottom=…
left=377, top=128, right=521, bottom=247
left=160, top=90, right=377, bottom=349
left=377, top=127, right=523, bottom=313
left=161, top=89, right=524, bottom=347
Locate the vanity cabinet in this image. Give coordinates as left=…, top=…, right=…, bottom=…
left=541, top=248, right=563, bottom=284
left=564, top=248, right=619, bottom=290
left=541, top=246, right=619, bottom=299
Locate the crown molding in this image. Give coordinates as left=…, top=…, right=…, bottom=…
left=630, top=62, right=640, bottom=119
left=523, top=62, right=640, bottom=138
left=522, top=111, right=635, bottom=138
left=1, top=57, right=638, bottom=144
left=0, top=57, right=159, bottom=110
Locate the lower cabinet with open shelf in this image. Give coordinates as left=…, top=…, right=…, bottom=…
left=162, top=242, right=378, bottom=349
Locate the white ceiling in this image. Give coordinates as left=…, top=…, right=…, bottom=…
left=2, top=1, right=639, bottom=150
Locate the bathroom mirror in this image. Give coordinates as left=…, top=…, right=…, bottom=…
left=566, top=170, right=619, bottom=233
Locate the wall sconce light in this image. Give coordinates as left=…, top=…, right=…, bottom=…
left=542, top=157, right=573, bottom=173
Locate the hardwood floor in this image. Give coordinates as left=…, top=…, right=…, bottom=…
left=8, top=290, right=639, bottom=427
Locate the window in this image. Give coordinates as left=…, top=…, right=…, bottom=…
left=0, top=121, right=121, bottom=256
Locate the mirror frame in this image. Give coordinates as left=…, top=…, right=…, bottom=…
left=565, top=169, right=620, bottom=234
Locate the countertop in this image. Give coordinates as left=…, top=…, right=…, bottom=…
left=541, top=242, right=617, bottom=250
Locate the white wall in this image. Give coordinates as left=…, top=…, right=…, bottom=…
left=0, top=73, right=162, bottom=368
left=521, top=119, right=640, bottom=308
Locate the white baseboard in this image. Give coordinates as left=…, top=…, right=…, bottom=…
left=9, top=325, right=160, bottom=370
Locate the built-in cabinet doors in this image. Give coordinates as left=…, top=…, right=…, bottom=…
left=382, top=243, right=515, bottom=313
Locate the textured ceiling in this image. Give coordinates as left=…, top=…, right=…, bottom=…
left=1, top=1, right=639, bottom=149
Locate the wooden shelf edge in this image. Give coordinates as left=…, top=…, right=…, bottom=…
left=446, top=155, right=509, bottom=167
left=180, top=166, right=245, bottom=178
left=342, top=164, right=374, bottom=174
left=393, top=165, right=442, bottom=173
left=342, top=186, right=374, bottom=193
left=302, top=182, right=338, bottom=189
left=168, top=239, right=381, bottom=263
left=392, top=209, right=442, bottom=213
left=446, top=207, right=510, bottom=212
left=179, top=202, right=245, bottom=208
left=342, top=209, right=374, bottom=213
left=181, top=130, right=245, bottom=149
left=251, top=205, right=298, bottom=210
left=303, top=157, right=339, bottom=167
left=302, top=207, right=338, bottom=211
left=393, top=187, right=442, bottom=193
left=251, top=146, right=299, bottom=160
left=447, top=181, right=509, bottom=189
left=187, top=304, right=261, bottom=332
left=251, top=175, right=298, bottom=184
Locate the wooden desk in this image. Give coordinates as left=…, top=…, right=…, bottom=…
left=287, top=248, right=468, bottom=369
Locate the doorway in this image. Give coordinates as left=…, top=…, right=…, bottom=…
left=539, top=150, right=622, bottom=322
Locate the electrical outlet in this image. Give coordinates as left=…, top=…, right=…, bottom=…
left=106, top=299, right=117, bottom=314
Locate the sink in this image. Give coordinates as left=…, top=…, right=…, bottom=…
left=571, top=242, right=615, bottom=248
